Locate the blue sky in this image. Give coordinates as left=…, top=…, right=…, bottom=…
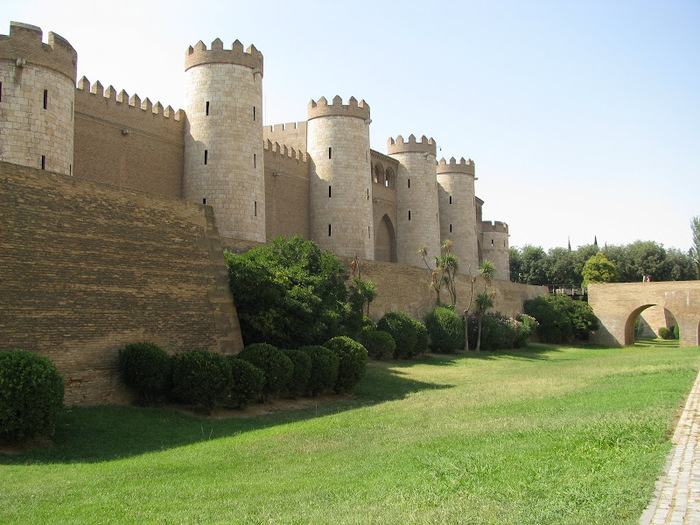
left=2, top=0, right=698, bottom=251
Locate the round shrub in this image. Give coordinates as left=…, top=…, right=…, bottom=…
left=119, top=342, right=171, bottom=405
left=659, top=326, right=677, bottom=340
left=237, top=343, right=293, bottom=400
left=299, top=345, right=339, bottom=396
left=282, top=349, right=312, bottom=398
left=227, top=358, right=265, bottom=408
left=412, top=320, right=429, bottom=357
left=171, top=350, right=232, bottom=412
left=360, top=327, right=396, bottom=360
left=362, top=316, right=376, bottom=330
left=324, top=336, right=368, bottom=393
left=425, top=307, right=465, bottom=353
left=377, top=311, right=417, bottom=359
left=0, top=350, right=64, bottom=444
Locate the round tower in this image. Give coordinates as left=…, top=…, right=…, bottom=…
left=437, top=157, right=479, bottom=275
left=183, top=38, right=265, bottom=243
left=481, top=221, right=510, bottom=281
left=0, top=22, right=77, bottom=175
left=387, top=135, right=441, bottom=268
left=307, top=96, right=374, bottom=260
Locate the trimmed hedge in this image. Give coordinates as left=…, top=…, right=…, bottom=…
left=0, top=350, right=64, bottom=444
left=119, top=342, right=171, bottom=405
left=171, top=350, right=232, bottom=412
left=282, top=349, right=312, bottom=398
left=299, top=345, right=339, bottom=396
left=238, top=343, right=293, bottom=400
left=324, top=336, right=368, bottom=393
left=360, top=328, right=396, bottom=360
left=227, top=358, right=265, bottom=408
left=412, top=320, right=429, bottom=357
left=377, top=311, right=418, bottom=359
left=425, top=307, right=464, bottom=354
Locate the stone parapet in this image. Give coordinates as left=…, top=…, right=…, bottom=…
left=185, top=38, right=263, bottom=74
left=308, top=96, right=370, bottom=121
left=387, top=134, right=436, bottom=156
left=437, top=156, right=475, bottom=176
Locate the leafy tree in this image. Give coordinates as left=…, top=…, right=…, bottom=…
left=225, top=236, right=349, bottom=348
left=581, top=252, right=617, bottom=289
left=509, top=247, right=522, bottom=282
left=524, top=295, right=599, bottom=343
left=691, top=216, right=700, bottom=278
left=420, top=240, right=459, bottom=305
left=666, top=248, right=697, bottom=281
left=519, top=245, right=549, bottom=285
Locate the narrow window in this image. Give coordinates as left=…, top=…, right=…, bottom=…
left=328, top=147, right=332, bottom=159
left=450, top=224, right=453, bottom=233
left=203, top=198, right=207, bottom=205
left=408, top=210, right=411, bottom=221
left=205, top=101, right=210, bottom=115
left=0, top=81, right=3, bottom=102
left=504, top=240, right=507, bottom=248
left=253, top=106, right=256, bottom=120
left=328, top=185, right=332, bottom=198
left=69, top=164, right=72, bottom=175
left=254, top=153, right=258, bottom=168
left=366, top=188, right=369, bottom=200
left=449, top=196, right=452, bottom=204
left=43, top=89, right=48, bottom=109
left=204, top=150, right=208, bottom=165
left=408, top=178, right=411, bottom=188
left=328, top=224, right=332, bottom=237
left=491, top=239, right=494, bottom=246
left=368, top=226, right=371, bottom=238
left=254, top=201, right=257, bottom=216
left=41, top=155, right=46, bottom=170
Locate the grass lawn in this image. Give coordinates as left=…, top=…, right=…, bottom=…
left=2, top=344, right=699, bottom=524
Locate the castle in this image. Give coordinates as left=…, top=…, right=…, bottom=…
left=0, top=21, right=510, bottom=279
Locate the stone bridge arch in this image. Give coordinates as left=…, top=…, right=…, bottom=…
left=588, top=282, right=700, bottom=347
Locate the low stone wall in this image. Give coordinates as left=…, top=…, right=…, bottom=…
left=0, top=161, right=243, bottom=405
left=342, top=257, right=547, bottom=322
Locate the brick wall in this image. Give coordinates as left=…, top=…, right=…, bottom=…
left=0, top=161, right=243, bottom=405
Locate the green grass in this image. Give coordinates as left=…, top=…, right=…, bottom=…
left=2, top=344, right=699, bottom=524
left=635, top=336, right=680, bottom=348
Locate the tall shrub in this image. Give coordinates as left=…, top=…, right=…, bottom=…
left=299, top=345, right=339, bottom=396
left=360, top=328, right=396, bottom=360
left=0, top=350, right=64, bottom=444
left=524, top=294, right=599, bottom=343
left=227, top=358, right=265, bottom=408
left=377, top=311, right=417, bottom=359
left=425, top=306, right=464, bottom=353
left=119, top=342, right=171, bottom=405
left=171, top=350, right=232, bottom=413
left=237, top=343, right=293, bottom=400
left=282, top=349, right=312, bottom=398
left=324, top=336, right=368, bottom=393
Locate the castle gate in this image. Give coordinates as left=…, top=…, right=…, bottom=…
left=588, top=282, right=700, bottom=347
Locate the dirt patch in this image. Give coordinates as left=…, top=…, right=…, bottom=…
left=168, top=393, right=356, bottom=419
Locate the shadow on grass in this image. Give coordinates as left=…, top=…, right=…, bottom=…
left=0, top=361, right=449, bottom=466
left=635, top=337, right=680, bottom=348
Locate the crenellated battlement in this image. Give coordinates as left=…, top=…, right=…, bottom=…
left=437, top=156, right=475, bottom=175
left=387, top=134, right=436, bottom=156
left=0, top=22, right=77, bottom=81
left=185, top=38, right=263, bottom=74
left=263, top=139, right=308, bottom=163
left=307, top=95, right=370, bottom=121
left=76, top=76, right=184, bottom=123
left=481, top=220, right=509, bottom=234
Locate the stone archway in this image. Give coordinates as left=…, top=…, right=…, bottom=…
left=625, top=304, right=657, bottom=346
left=375, top=214, right=397, bottom=263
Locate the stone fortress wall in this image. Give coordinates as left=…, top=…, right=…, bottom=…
left=0, top=21, right=509, bottom=277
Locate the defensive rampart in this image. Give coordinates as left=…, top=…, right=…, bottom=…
left=73, top=77, right=185, bottom=198
left=342, top=257, right=547, bottom=321
left=589, top=282, right=700, bottom=347
left=0, top=161, right=243, bottom=405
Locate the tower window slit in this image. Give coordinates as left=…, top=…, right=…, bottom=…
left=254, top=201, right=257, bottom=216
left=328, top=147, right=332, bottom=159
left=43, top=89, right=48, bottom=109
left=0, top=82, right=3, bottom=102
left=408, top=210, right=411, bottom=221
left=41, top=155, right=46, bottom=170
left=408, top=178, right=411, bottom=188
left=253, top=153, right=257, bottom=168
left=449, top=196, right=452, bottom=204
left=329, top=185, right=332, bottom=198
left=491, top=239, right=494, bottom=246
left=368, top=226, right=371, bottom=238
left=204, top=150, right=208, bottom=165
left=205, top=101, right=210, bottom=115
left=450, top=224, right=453, bottom=233
left=253, top=106, right=256, bottom=120
left=203, top=198, right=207, bottom=205
left=328, top=224, right=332, bottom=237
left=366, top=188, right=369, bottom=200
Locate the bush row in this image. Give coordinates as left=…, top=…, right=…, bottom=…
left=466, top=312, right=538, bottom=351
left=119, top=338, right=368, bottom=412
